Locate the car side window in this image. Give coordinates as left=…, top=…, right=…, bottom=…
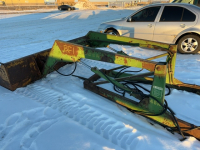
left=160, top=6, right=182, bottom=21
left=130, top=6, right=161, bottom=22
left=160, top=6, right=196, bottom=22
left=182, top=8, right=196, bottom=21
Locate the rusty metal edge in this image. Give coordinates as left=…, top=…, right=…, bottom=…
left=0, top=48, right=67, bottom=91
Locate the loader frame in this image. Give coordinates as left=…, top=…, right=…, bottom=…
left=43, top=31, right=200, bottom=95
left=41, top=32, right=200, bottom=140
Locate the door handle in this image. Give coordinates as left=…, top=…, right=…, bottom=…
left=180, top=24, right=185, bottom=28
left=148, top=24, right=152, bottom=28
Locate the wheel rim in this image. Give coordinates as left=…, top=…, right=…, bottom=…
left=181, top=38, right=198, bottom=53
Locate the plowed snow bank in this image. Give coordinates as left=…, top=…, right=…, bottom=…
left=74, top=0, right=97, bottom=10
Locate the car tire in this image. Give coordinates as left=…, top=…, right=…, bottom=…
left=58, top=8, right=62, bottom=11
left=68, top=8, right=71, bottom=11
left=105, top=29, right=119, bottom=36
left=177, top=34, right=200, bottom=54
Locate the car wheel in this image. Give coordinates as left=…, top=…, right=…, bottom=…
left=177, top=34, right=200, bottom=54
left=58, top=8, right=62, bottom=11
left=68, top=8, right=71, bottom=11
left=105, top=29, right=119, bottom=36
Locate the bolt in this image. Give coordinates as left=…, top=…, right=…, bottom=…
left=156, top=66, right=161, bottom=71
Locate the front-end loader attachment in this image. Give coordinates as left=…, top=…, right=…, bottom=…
left=0, top=31, right=200, bottom=140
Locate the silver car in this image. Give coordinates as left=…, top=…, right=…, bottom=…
left=97, top=3, right=200, bottom=54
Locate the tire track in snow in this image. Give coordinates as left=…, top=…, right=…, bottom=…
left=16, top=85, right=145, bottom=150
left=0, top=107, right=62, bottom=150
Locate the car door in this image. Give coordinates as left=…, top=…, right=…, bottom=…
left=153, top=6, right=197, bottom=44
left=63, top=5, right=68, bottom=10
left=120, top=6, right=161, bottom=41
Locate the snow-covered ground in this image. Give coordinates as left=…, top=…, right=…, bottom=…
left=0, top=8, right=200, bottom=150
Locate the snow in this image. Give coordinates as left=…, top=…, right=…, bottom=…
left=0, top=8, right=200, bottom=150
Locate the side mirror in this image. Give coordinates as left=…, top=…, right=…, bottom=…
left=128, top=17, right=132, bottom=22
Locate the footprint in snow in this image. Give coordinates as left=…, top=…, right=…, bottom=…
left=0, top=107, right=61, bottom=150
